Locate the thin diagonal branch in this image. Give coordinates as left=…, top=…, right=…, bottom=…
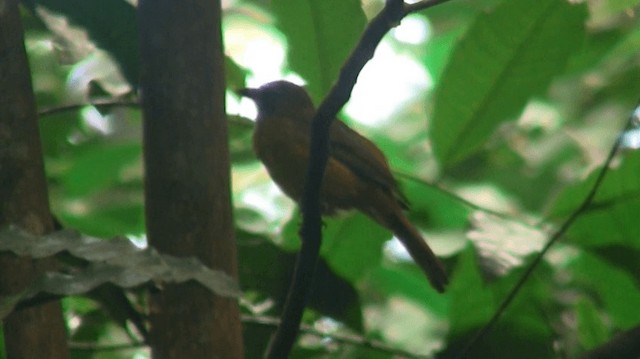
left=395, top=170, right=537, bottom=228
left=456, top=114, right=636, bottom=358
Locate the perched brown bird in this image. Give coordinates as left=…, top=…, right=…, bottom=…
left=240, top=81, right=448, bottom=292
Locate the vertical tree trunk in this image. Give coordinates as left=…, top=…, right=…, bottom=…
left=0, top=1, right=70, bottom=358
left=138, top=0, right=243, bottom=357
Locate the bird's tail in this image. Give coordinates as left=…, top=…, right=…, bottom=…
left=387, top=212, right=449, bottom=293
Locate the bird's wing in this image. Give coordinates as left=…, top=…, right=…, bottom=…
left=329, top=120, right=409, bottom=208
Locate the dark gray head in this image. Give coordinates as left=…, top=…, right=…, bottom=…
left=238, top=80, right=315, bottom=119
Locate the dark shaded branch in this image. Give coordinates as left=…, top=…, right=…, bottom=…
left=265, top=0, right=454, bottom=357
left=38, top=99, right=140, bottom=118
left=456, top=114, right=635, bottom=358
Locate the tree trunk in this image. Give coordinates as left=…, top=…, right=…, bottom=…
left=138, top=0, right=243, bottom=357
left=0, top=1, right=70, bottom=358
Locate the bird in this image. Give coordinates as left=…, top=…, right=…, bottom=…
left=239, top=80, right=448, bottom=292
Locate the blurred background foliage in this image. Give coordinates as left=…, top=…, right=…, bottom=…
left=7, top=0, right=640, bottom=357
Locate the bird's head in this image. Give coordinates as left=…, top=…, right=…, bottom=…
left=238, top=81, right=315, bottom=119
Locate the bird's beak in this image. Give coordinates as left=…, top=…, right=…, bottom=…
left=237, top=87, right=258, bottom=99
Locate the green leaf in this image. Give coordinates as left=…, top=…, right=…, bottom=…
left=61, top=142, right=141, bottom=197
left=595, top=246, right=640, bottom=287
left=422, top=28, right=464, bottom=84
left=431, top=0, right=587, bottom=166
left=321, top=213, right=389, bottom=282
left=448, top=245, right=495, bottom=336
left=58, top=203, right=144, bottom=238
left=227, top=115, right=256, bottom=164
left=566, top=28, right=626, bottom=73
left=271, top=0, right=366, bottom=99
left=280, top=210, right=302, bottom=251
left=401, top=178, right=471, bottom=230
left=39, top=113, right=82, bottom=157
left=369, top=266, right=447, bottom=315
left=576, top=297, right=609, bottom=351
left=225, top=56, right=248, bottom=91
left=571, top=252, right=640, bottom=329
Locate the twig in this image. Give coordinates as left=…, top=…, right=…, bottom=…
left=395, top=171, right=536, bottom=227
left=245, top=315, right=429, bottom=359
left=38, top=99, right=140, bottom=117
left=456, top=115, right=635, bottom=358
left=38, top=100, right=255, bottom=131
left=265, top=0, right=455, bottom=357
left=69, top=314, right=433, bottom=358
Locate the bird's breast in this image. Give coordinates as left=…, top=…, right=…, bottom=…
left=253, top=116, right=394, bottom=216
left=253, top=116, right=311, bottom=202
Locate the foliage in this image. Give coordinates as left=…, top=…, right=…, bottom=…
left=13, top=0, right=640, bottom=357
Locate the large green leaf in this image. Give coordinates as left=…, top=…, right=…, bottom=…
left=58, top=202, right=144, bottom=237
left=271, top=0, right=366, bottom=99
left=448, top=245, right=495, bottom=336
left=430, top=0, right=587, bottom=166
left=575, top=297, right=609, bottom=351
left=61, top=142, right=141, bottom=197
left=422, top=28, right=464, bottom=84
left=368, top=265, right=447, bottom=315
left=401, top=178, right=470, bottom=230
left=570, top=252, right=640, bottom=329
left=321, top=213, right=389, bottom=282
